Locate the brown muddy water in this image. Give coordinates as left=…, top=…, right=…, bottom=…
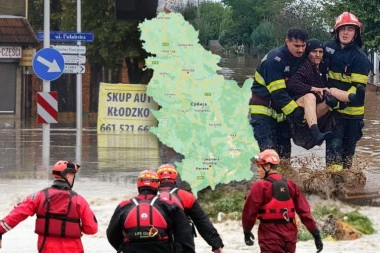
left=0, top=56, right=379, bottom=197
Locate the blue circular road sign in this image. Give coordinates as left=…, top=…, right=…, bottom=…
left=32, top=48, right=65, bottom=81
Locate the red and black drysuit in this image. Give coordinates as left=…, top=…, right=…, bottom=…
left=0, top=180, right=98, bottom=253
left=158, top=181, right=224, bottom=251
left=242, top=173, right=318, bottom=253
left=106, top=188, right=195, bottom=253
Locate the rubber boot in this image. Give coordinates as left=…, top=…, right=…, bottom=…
left=348, top=85, right=365, bottom=105
left=324, top=91, right=339, bottom=109
left=310, top=124, right=334, bottom=144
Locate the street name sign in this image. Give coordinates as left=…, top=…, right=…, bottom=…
left=38, top=31, right=94, bottom=42
left=32, top=48, right=64, bottom=81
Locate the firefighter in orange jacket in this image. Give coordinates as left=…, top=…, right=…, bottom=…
left=156, top=164, right=224, bottom=253
left=107, top=170, right=195, bottom=253
left=0, top=161, right=98, bottom=253
left=242, top=149, right=323, bottom=253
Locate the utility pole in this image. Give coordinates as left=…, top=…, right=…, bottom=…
left=42, top=0, right=51, bottom=169
left=77, top=0, right=82, bottom=130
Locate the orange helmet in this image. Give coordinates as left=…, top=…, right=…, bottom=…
left=156, top=164, right=178, bottom=181
left=52, top=161, right=80, bottom=179
left=334, top=12, right=361, bottom=34
left=251, top=149, right=280, bottom=165
left=137, top=170, right=160, bottom=189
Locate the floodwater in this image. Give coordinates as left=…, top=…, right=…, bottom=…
left=0, top=55, right=379, bottom=252
left=0, top=55, right=379, bottom=191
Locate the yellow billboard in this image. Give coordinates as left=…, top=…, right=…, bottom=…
left=97, top=83, right=158, bottom=134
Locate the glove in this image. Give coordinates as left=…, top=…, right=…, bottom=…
left=244, top=231, right=254, bottom=246
left=287, top=107, right=305, bottom=125
left=311, top=229, right=323, bottom=252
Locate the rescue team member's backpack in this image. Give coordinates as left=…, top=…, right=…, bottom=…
left=158, top=188, right=198, bottom=237
left=123, top=196, right=171, bottom=242
left=35, top=188, right=81, bottom=238
left=258, top=177, right=296, bottom=222
left=158, top=188, right=184, bottom=210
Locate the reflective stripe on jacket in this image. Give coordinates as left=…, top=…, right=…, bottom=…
left=250, top=45, right=303, bottom=116
left=325, top=40, right=371, bottom=119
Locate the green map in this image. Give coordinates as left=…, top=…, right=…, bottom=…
left=139, top=13, right=259, bottom=194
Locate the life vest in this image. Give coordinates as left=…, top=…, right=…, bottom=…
left=158, top=188, right=184, bottom=210
left=35, top=188, right=82, bottom=238
left=123, top=196, right=170, bottom=242
left=258, top=177, right=295, bottom=222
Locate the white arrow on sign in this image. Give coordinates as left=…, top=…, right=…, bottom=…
left=64, top=64, right=85, bottom=74
left=63, top=54, right=86, bottom=64
left=37, top=56, right=62, bottom=72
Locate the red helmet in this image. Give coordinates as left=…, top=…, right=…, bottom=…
left=137, top=170, right=160, bottom=189
left=156, top=164, right=178, bottom=181
left=52, top=161, right=80, bottom=179
left=334, top=12, right=361, bottom=34
left=251, top=149, right=280, bottom=165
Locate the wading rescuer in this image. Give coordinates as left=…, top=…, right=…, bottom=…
left=107, top=170, right=195, bottom=253
left=249, top=28, right=308, bottom=161
left=242, top=149, right=323, bottom=253
left=0, top=161, right=98, bottom=252
left=324, top=12, right=371, bottom=170
left=156, top=164, right=224, bottom=253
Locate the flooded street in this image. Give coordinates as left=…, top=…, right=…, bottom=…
left=0, top=56, right=379, bottom=252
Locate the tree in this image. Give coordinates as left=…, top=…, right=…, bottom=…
left=250, top=20, right=279, bottom=55
left=82, top=0, right=145, bottom=69
left=273, top=0, right=331, bottom=42
left=221, top=0, right=292, bottom=48
left=197, top=2, right=227, bottom=46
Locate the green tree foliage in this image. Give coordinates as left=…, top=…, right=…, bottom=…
left=274, top=0, right=331, bottom=41
left=250, top=20, right=279, bottom=55
left=28, top=0, right=148, bottom=69
left=82, top=0, right=145, bottom=69
left=196, top=2, right=227, bottom=45
left=221, top=0, right=292, bottom=45
left=322, top=0, right=380, bottom=50
left=28, top=0, right=43, bottom=31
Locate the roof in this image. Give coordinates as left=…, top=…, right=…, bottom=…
left=0, top=15, right=39, bottom=46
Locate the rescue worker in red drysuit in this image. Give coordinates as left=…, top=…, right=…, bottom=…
left=242, top=149, right=323, bottom=253
left=106, top=170, right=195, bottom=253
left=0, top=160, right=98, bottom=253
left=156, top=164, right=224, bottom=253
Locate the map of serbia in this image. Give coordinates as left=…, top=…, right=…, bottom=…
left=139, top=12, right=259, bottom=194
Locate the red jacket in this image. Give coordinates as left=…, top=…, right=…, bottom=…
left=0, top=181, right=98, bottom=253
left=242, top=173, right=317, bottom=237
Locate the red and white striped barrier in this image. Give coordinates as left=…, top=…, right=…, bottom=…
left=37, top=92, right=58, bottom=124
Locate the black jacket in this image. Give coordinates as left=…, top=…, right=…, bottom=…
left=159, top=182, right=224, bottom=251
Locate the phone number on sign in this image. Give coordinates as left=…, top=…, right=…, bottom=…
left=99, top=124, right=152, bottom=132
